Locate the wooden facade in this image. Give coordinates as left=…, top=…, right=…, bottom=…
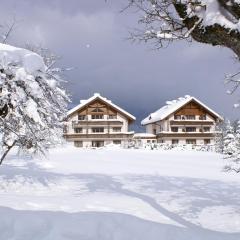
left=64, top=94, right=135, bottom=147
left=142, top=97, right=222, bottom=145
left=170, top=120, right=214, bottom=126
left=174, top=100, right=217, bottom=120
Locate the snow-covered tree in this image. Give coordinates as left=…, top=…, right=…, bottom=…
left=125, top=0, right=240, bottom=57
left=228, top=120, right=240, bottom=172
left=124, top=0, right=240, bottom=94
left=223, top=120, right=235, bottom=155
left=223, top=120, right=240, bottom=172
left=0, top=43, right=69, bottom=164
left=215, top=118, right=228, bottom=153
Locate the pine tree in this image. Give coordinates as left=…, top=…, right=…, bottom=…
left=223, top=120, right=235, bottom=155
left=215, top=119, right=227, bottom=153
left=223, top=120, right=240, bottom=173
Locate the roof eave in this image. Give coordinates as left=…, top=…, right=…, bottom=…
left=141, top=96, right=223, bottom=125
left=67, top=95, right=136, bottom=121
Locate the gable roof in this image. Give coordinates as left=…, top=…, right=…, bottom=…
left=68, top=93, right=136, bottom=121
left=141, top=95, right=223, bottom=125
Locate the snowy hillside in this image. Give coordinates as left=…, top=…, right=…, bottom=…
left=0, top=146, right=240, bottom=239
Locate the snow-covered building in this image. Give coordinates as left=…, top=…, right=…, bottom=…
left=64, top=93, right=135, bottom=147
left=133, top=133, right=157, bottom=148
left=141, top=95, right=223, bottom=145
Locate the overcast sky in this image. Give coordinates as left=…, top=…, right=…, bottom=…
left=0, top=0, right=239, bottom=129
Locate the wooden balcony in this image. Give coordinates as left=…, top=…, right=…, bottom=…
left=64, top=133, right=134, bottom=139
left=170, top=120, right=214, bottom=126
left=157, top=132, right=216, bottom=138
left=72, top=120, right=123, bottom=127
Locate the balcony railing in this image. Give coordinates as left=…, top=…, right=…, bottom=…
left=170, top=120, right=214, bottom=126
left=64, top=132, right=134, bottom=139
left=72, top=120, right=123, bottom=127
left=174, top=115, right=208, bottom=121
left=156, top=132, right=216, bottom=138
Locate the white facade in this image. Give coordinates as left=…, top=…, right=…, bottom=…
left=64, top=93, right=135, bottom=148
left=141, top=96, right=222, bottom=145
left=133, top=133, right=157, bottom=148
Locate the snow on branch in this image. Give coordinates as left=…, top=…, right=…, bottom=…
left=125, top=0, right=240, bottom=56
left=224, top=69, right=240, bottom=108
left=0, top=43, right=70, bottom=163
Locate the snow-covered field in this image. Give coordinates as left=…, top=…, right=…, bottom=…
left=0, top=145, right=240, bottom=240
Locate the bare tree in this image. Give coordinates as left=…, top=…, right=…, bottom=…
left=0, top=17, right=19, bottom=44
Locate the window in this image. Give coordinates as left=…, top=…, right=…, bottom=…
left=186, top=127, right=196, bottom=132
left=153, top=129, right=157, bottom=135
left=203, top=127, right=210, bottom=132
left=91, top=115, right=103, bottom=119
left=204, top=139, right=211, bottom=145
left=63, top=125, right=68, bottom=133
left=172, top=139, right=179, bottom=145
left=109, top=115, right=117, bottom=119
left=113, top=127, right=121, bottom=132
left=113, top=140, right=121, bottom=145
left=186, top=115, right=196, bottom=120
left=199, top=115, right=207, bottom=120
left=186, top=139, right=196, bottom=144
left=92, top=141, right=104, bottom=147
left=92, top=108, right=103, bottom=113
left=174, top=115, right=181, bottom=120
left=78, top=115, right=86, bottom=120
left=74, top=128, right=82, bottom=133
left=171, top=127, right=178, bottom=132
left=147, top=140, right=151, bottom=143
left=74, top=141, right=83, bottom=148
left=92, top=127, right=104, bottom=133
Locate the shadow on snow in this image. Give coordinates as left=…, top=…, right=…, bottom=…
left=0, top=158, right=239, bottom=239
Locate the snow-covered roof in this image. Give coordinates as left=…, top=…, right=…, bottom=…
left=141, top=95, right=223, bottom=125
left=68, top=93, right=136, bottom=121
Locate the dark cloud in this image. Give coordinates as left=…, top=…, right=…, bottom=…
left=0, top=0, right=238, bottom=130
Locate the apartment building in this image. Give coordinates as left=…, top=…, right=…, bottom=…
left=64, top=93, right=135, bottom=147
left=141, top=95, right=223, bottom=145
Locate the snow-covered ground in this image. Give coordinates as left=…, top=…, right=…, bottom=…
left=0, top=145, right=240, bottom=240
